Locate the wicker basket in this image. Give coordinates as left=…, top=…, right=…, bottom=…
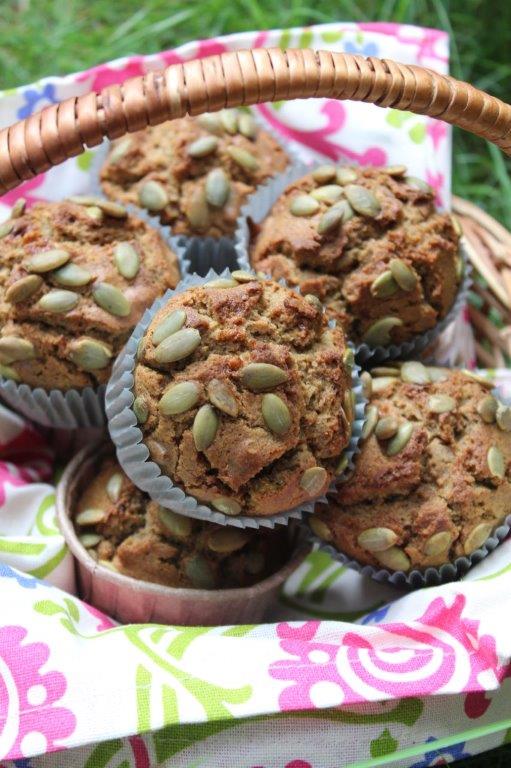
left=1, top=48, right=511, bottom=367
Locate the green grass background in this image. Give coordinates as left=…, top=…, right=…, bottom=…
left=1, top=0, right=511, bottom=226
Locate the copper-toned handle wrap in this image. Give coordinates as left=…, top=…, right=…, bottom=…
left=2, top=47, right=511, bottom=193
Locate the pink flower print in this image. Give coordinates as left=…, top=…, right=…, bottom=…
left=76, top=57, right=146, bottom=92
left=0, top=176, right=47, bottom=210
left=81, top=601, right=116, bottom=633
left=427, top=119, right=448, bottom=152
left=252, top=762, right=312, bottom=768
left=358, top=23, right=448, bottom=66
left=0, top=626, right=75, bottom=759
left=425, top=170, right=444, bottom=207
left=160, top=39, right=227, bottom=67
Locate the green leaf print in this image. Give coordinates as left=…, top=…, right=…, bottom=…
left=321, top=31, right=344, bottom=43
left=298, top=29, right=313, bottom=48
left=77, top=150, right=94, bottom=171
left=34, top=599, right=62, bottom=616
left=32, top=492, right=59, bottom=536
left=370, top=728, right=399, bottom=758
left=409, top=123, right=426, bottom=144
left=84, top=739, right=123, bottom=768
left=153, top=720, right=241, bottom=763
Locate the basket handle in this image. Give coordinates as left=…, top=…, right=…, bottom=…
left=2, top=47, right=511, bottom=194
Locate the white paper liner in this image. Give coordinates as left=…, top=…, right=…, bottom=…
left=233, top=163, right=472, bottom=364
left=105, top=269, right=367, bottom=529
left=0, top=204, right=189, bottom=430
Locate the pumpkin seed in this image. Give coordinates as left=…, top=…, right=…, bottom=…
left=187, top=135, right=219, bottom=158
left=300, top=466, right=328, bottom=497
left=371, top=366, right=400, bottom=377
left=317, top=205, right=345, bottom=235
left=262, top=393, right=291, bottom=436
left=455, top=255, right=464, bottom=282
left=106, top=473, right=123, bottom=503
left=158, top=507, right=193, bottom=538
left=227, top=146, right=259, bottom=172
left=68, top=194, right=103, bottom=206
left=232, top=270, right=257, bottom=283
left=193, top=404, right=219, bottom=451
left=185, top=555, right=216, bottom=588
left=343, top=347, right=354, bottom=369
left=345, top=184, right=381, bottom=217
left=304, top=293, right=323, bottom=311
left=204, top=278, right=238, bottom=288
left=424, top=531, right=452, bottom=557
left=428, top=394, right=456, bottom=414
left=363, top=317, right=403, bottom=346
left=309, top=516, right=332, bottom=541
left=109, top=137, right=132, bottom=163
left=240, top=362, right=288, bottom=391
left=290, top=194, right=320, bottom=217
left=220, top=109, right=238, bottom=134
left=159, top=381, right=200, bottom=415
left=207, top=528, right=249, bottom=554
left=358, top=527, right=398, bottom=553
left=370, top=270, right=398, bottom=299
left=401, top=361, right=430, bottom=384
left=114, top=242, right=140, bottom=280
left=37, top=289, right=79, bottom=313
left=69, top=338, right=112, bottom=371
left=197, top=113, right=222, bottom=134
left=312, top=164, right=337, bottom=183
left=133, top=396, right=148, bottom=424
left=462, top=370, right=494, bottom=388
left=464, top=523, right=493, bottom=554
left=238, top=113, right=257, bottom=139
left=375, top=416, right=399, bottom=440
left=336, top=167, right=358, bottom=185
left=389, top=258, right=418, bottom=291
left=496, top=404, right=511, bottom=432
left=376, top=547, right=411, bottom=571
left=136, top=338, right=145, bottom=361
left=152, top=309, right=186, bottom=345
left=361, top=404, right=379, bottom=440
left=76, top=508, right=106, bottom=526
left=428, top=366, right=449, bottom=382
left=53, top=262, right=93, bottom=287
left=311, top=184, right=343, bottom=204
left=85, top=205, right=104, bottom=222
left=138, top=180, right=169, bottom=212
left=451, top=214, right=463, bottom=237
left=154, top=327, right=201, bottom=363
left=212, top=496, right=242, bottom=516
left=336, top=453, right=349, bottom=475
left=98, top=200, right=127, bottom=218
left=487, top=446, right=505, bottom=479
left=371, top=376, right=398, bottom=394
left=26, top=248, right=70, bottom=273
left=405, top=176, right=432, bottom=193
left=10, top=198, right=26, bottom=218
left=0, top=363, right=19, bottom=381
left=0, top=337, right=35, bottom=364
left=334, top=199, right=354, bottom=222
left=5, top=274, right=43, bottom=304
left=186, top=188, right=210, bottom=231
left=93, top=282, right=131, bottom=317
left=0, top=220, right=14, bottom=238
left=79, top=533, right=102, bottom=548
left=207, top=379, right=238, bottom=416
left=361, top=371, right=372, bottom=399
left=205, top=168, right=231, bottom=208
left=386, top=421, right=413, bottom=456
left=477, top=395, right=497, bottom=423
left=384, top=164, right=407, bottom=177
left=99, top=559, right=118, bottom=572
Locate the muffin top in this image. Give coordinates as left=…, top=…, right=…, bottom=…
left=310, top=366, right=511, bottom=573
left=249, top=165, right=462, bottom=346
left=100, top=110, right=289, bottom=238
left=75, top=455, right=291, bottom=589
left=0, top=199, right=180, bottom=390
left=134, top=274, right=352, bottom=518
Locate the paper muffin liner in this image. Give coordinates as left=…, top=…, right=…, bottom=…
left=0, top=203, right=190, bottom=430
left=105, top=269, right=367, bottom=529
left=56, top=439, right=310, bottom=625
left=233, top=163, right=472, bottom=365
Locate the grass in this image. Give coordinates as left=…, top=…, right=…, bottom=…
left=1, top=0, right=511, bottom=227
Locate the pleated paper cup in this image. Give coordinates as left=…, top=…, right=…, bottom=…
left=56, top=440, right=309, bottom=626
left=106, top=269, right=367, bottom=529
left=234, top=163, right=471, bottom=365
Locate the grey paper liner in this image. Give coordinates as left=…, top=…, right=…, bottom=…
left=105, top=269, right=366, bottom=529
left=233, top=162, right=472, bottom=364
left=0, top=203, right=189, bottom=430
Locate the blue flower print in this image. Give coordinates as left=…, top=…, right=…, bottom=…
left=17, top=83, right=58, bottom=119
left=344, top=40, right=379, bottom=57
left=410, top=737, right=471, bottom=767
left=360, top=603, right=391, bottom=625
left=0, top=562, right=38, bottom=589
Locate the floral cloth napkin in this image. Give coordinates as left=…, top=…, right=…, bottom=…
left=1, top=20, right=510, bottom=768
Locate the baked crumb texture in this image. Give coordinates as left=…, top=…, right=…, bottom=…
left=249, top=166, right=462, bottom=346
left=311, top=366, right=511, bottom=572
left=133, top=277, right=352, bottom=518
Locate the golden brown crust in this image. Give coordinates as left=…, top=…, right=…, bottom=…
left=75, top=457, right=291, bottom=589
left=134, top=277, right=352, bottom=517
left=312, top=367, right=511, bottom=572
left=250, top=167, right=461, bottom=345
left=0, top=200, right=180, bottom=390
left=100, top=111, right=289, bottom=238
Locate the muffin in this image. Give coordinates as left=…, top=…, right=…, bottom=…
left=0, top=198, right=180, bottom=390
left=309, top=365, right=511, bottom=574
left=132, top=274, right=353, bottom=519
left=100, top=109, right=289, bottom=239
left=248, top=165, right=462, bottom=348
left=74, top=455, right=291, bottom=589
